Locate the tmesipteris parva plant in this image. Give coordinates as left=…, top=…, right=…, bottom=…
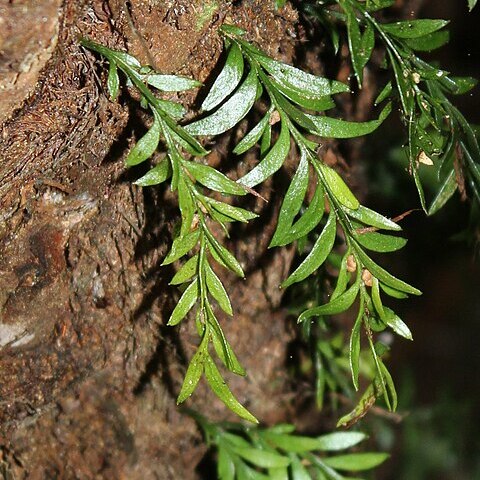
left=281, top=0, right=480, bottom=426
left=305, top=0, right=480, bottom=215
left=82, top=27, right=417, bottom=424
left=81, top=0, right=477, bottom=427
left=190, top=410, right=389, bottom=479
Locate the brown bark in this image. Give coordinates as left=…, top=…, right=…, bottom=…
left=0, top=1, right=303, bottom=478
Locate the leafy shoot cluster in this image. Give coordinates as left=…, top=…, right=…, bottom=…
left=81, top=0, right=477, bottom=426
left=192, top=411, right=389, bottom=480
left=81, top=21, right=420, bottom=423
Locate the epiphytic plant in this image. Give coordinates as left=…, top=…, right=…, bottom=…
left=83, top=24, right=416, bottom=422
left=81, top=0, right=478, bottom=474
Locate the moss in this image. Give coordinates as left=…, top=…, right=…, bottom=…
left=195, top=0, right=219, bottom=31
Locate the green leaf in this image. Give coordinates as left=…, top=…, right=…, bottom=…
left=143, top=74, right=201, bottom=92
left=186, top=68, right=258, bottom=136
left=307, top=103, right=391, bottom=139
left=286, top=183, right=325, bottom=244
left=316, top=432, right=367, bottom=451
left=448, top=76, right=478, bottom=95
left=336, top=383, right=377, bottom=428
left=355, top=231, right=407, bottom=253
left=224, top=433, right=252, bottom=449
left=365, top=0, right=395, bottom=11
left=155, top=98, right=186, bottom=120
left=207, top=205, right=235, bottom=225
left=369, top=314, right=387, bottom=333
left=282, top=209, right=336, bottom=288
left=260, top=123, right=272, bottom=156
left=167, top=278, right=199, bottom=326
left=303, top=454, right=344, bottom=480
left=202, top=42, right=244, bottom=111
left=204, top=355, right=258, bottom=423
left=380, top=282, right=408, bottom=299
left=239, top=119, right=291, bottom=187
left=412, top=58, right=449, bottom=82
left=331, top=251, right=351, bottom=300
left=236, top=463, right=270, bottom=480
left=458, top=138, right=480, bottom=182
left=220, top=24, right=246, bottom=36
left=323, top=453, right=389, bottom=471
left=370, top=350, right=390, bottom=408
left=177, top=338, right=206, bottom=402
left=290, top=455, right=309, bottom=480
left=343, top=5, right=374, bottom=85
left=378, top=361, right=398, bottom=411
left=268, top=425, right=297, bottom=435
left=355, top=246, right=421, bottom=295
left=383, top=307, right=413, bottom=340
left=184, top=161, right=247, bottom=195
left=208, top=306, right=245, bottom=375
left=178, top=176, right=196, bottom=237
left=232, top=447, right=290, bottom=469
left=346, top=205, right=401, bottom=231
left=218, top=447, right=236, bottom=480
left=359, top=23, right=375, bottom=71
left=373, top=370, right=393, bottom=413
left=162, top=229, right=200, bottom=265
left=271, top=78, right=335, bottom=112
left=126, top=109, right=161, bottom=166
left=298, top=271, right=361, bottom=322
left=163, top=137, right=182, bottom=190
left=164, top=115, right=208, bottom=156
left=350, top=300, right=363, bottom=391
left=404, top=30, right=450, bottom=52
left=234, top=110, right=271, bottom=154
left=344, top=4, right=363, bottom=85
left=107, top=61, right=120, bottom=100
left=264, top=455, right=293, bottom=477
left=410, top=159, right=427, bottom=213
left=389, top=54, right=414, bottom=116
left=382, top=19, right=449, bottom=39
left=134, top=158, right=172, bottom=186
left=375, top=82, right=393, bottom=105
left=209, top=199, right=258, bottom=223
left=320, top=163, right=359, bottom=209
left=272, top=93, right=320, bottom=134
left=264, top=433, right=326, bottom=453
left=428, top=168, right=457, bottom=215
left=270, top=149, right=310, bottom=247
left=212, top=334, right=246, bottom=377
left=469, top=0, right=478, bottom=11
left=81, top=38, right=138, bottom=69
left=112, top=50, right=141, bottom=69
left=204, top=228, right=245, bottom=278
left=205, top=263, right=233, bottom=315
left=371, top=277, right=385, bottom=319
left=255, top=54, right=350, bottom=97
left=170, top=255, right=198, bottom=285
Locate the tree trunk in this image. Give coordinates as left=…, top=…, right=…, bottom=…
left=0, top=1, right=305, bottom=478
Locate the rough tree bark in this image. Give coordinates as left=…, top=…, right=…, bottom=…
left=0, top=1, right=374, bottom=478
